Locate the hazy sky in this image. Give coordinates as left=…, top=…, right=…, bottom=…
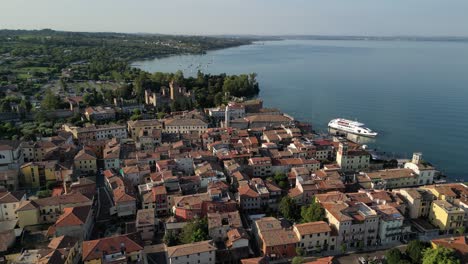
left=2, top=0, right=468, bottom=36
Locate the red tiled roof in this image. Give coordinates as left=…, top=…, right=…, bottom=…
left=238, top=185, right=259, bottom=198
left=82, top=234, right=143, bottom=261
left=54, top=205, right=91, bottom=227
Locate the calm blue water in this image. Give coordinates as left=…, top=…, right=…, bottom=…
left=134, top=40, right=468, bottom=181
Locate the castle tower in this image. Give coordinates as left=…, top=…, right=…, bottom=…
left=170, top=80, right=180, bottom=100
left=412, top=152, right=422, bottom=164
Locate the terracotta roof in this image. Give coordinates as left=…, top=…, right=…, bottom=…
left=82, top=234, right=143, bottom=261
left=128, top=119, right=162, bottom=127
left=261, top=228, right=298, bottom=246
left=37, top=249, right=65, bottom=264
left=294, top=221, right=331, bottom=235
left=431, top=236, right=468, bottom=263
left=226, top=228, right=249, bottom=248
left=48, top=235, right=79, bottom=250
left=136, top=209, right=155, bottom=226
left=113, top=188, right=136, bottom=203
left=54, top=205, right=91, bottom=227
left=0, top=191, right=25, bottom=203
left=245, top=114, right=292, bottom=123
left=255, top=217, right=283, bottom=232
left=33, top=192, right=91, bottom=207
left=241, top=257, right=269, bottom=264
left=374, top=204, right=404, bottom=221
left=366, top=168, right=416, bottom=180
left=74, top=148, right=97, bottom=161
left=166, top=240, right=216, bottom=258
left=238, top=185, right=260, bottom=198
left=207, top=211, right=242, bottom=229
left=165, top=118, right=207, bottom=127
left=315, top=191, right=348, bottom=203
left=16, top=200, right=39, bottom=211
left=288, top=187, right=303, bottom=198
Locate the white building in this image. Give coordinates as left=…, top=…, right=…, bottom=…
left=404, top=152, right=436, bottom=185
left=0, top=191, right=26, bottom=221
left=375, top=205, right=405, bottom=245
left=336, top=142, right=370, bottom=172
left=0, top=141, right=23, bottom=170
left=293, top=221, right=333, bottom=253
left=164, top=118, right=208, bottom=134
left=166, top=240, right=216, bottom=264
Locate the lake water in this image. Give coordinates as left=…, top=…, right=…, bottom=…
left=133, top=39, right=468, bottom=181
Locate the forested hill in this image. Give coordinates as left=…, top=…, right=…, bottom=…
left=0, top=29, right=253, bottom=74
left=0, top=29, right=254, bottom=82
left=0, top=29, right=253, bottom=59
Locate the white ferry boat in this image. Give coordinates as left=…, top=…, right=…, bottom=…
left=328, top=118, right=378, bottom=137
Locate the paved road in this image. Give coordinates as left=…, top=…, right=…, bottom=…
left=97, top=187, right=113, bottom=221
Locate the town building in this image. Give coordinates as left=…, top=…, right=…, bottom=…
left=164, top=118, right=208, bottom=134
left=84, top=106, right=116, bottom=121
left=136, top=208, right=156, bottom=241
left=429, top=200, right=465, bottom=233
left=73, top=148, right=98, bottom=175
left=253, top=217, right=298, bottom=259
left=47, top=205, right=94, bottom=240
left=335, top=142, right=370, bottom=172
left=82, top=233, right=144, bottom=264
left=374, top=204, right=406, bottom=245
left=0, top=191, right=26, bottom=221
left=394, top=188, right=435, bottom=219
left=404, top=152, right=436, bottom=185
left=127, top=119, right=163, bottom=141
left=322, top=201, right=379, bottom=250
left=166, top=240, right=216, bottom=264
left=293, top=221, right=333, bottom=253
left=0, top=140, right=23, bottom=170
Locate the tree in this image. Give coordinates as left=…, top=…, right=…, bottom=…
left=157, top=112, right=166, bottom=119
left=273, top=172, right=289, bottom=189
left=385, top=248, right=403, bottom=264
left=41, top=89, right=62, bottom=110
left=180, top=218, right=209, bottom=244
left=83, top=89, right=104, bottom=106
left=291, top=256, right=304, bottom=264
left=300, top=199, right=325, bottom=223
left=340, top=243, right=347, bottom=254
left=278, top=196, right=300, bottom=222
left=37, top=189, right=52, bottom=198
left=130, top=109, right=142, bottom=121
left=455, top=226, right=465, bottom=235
left=406, top=240, right=430, bottom=264
left=163, top=230, right=179, bottom=246
left=214, top=92, right=224, bottom=106
left=296, top=247, right=304, bottom=256
left=422, top=247, right=460, bottom=264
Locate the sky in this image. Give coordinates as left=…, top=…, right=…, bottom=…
left=2, top=0, right=468, bottom=36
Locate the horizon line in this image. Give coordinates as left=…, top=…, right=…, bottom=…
left=2, top=28, right=468, bottom=39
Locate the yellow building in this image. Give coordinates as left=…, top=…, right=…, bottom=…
left=74, top=148, right=97, bottom=175
left=429, top=200, right=464, bottom=233
left=16, top=200, right=40, bottom=227
left=127, top=119, right=163, bottom=140
left=423, top=185, right=457, bottom=203
left=20, top=161, right=60, bottom=188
